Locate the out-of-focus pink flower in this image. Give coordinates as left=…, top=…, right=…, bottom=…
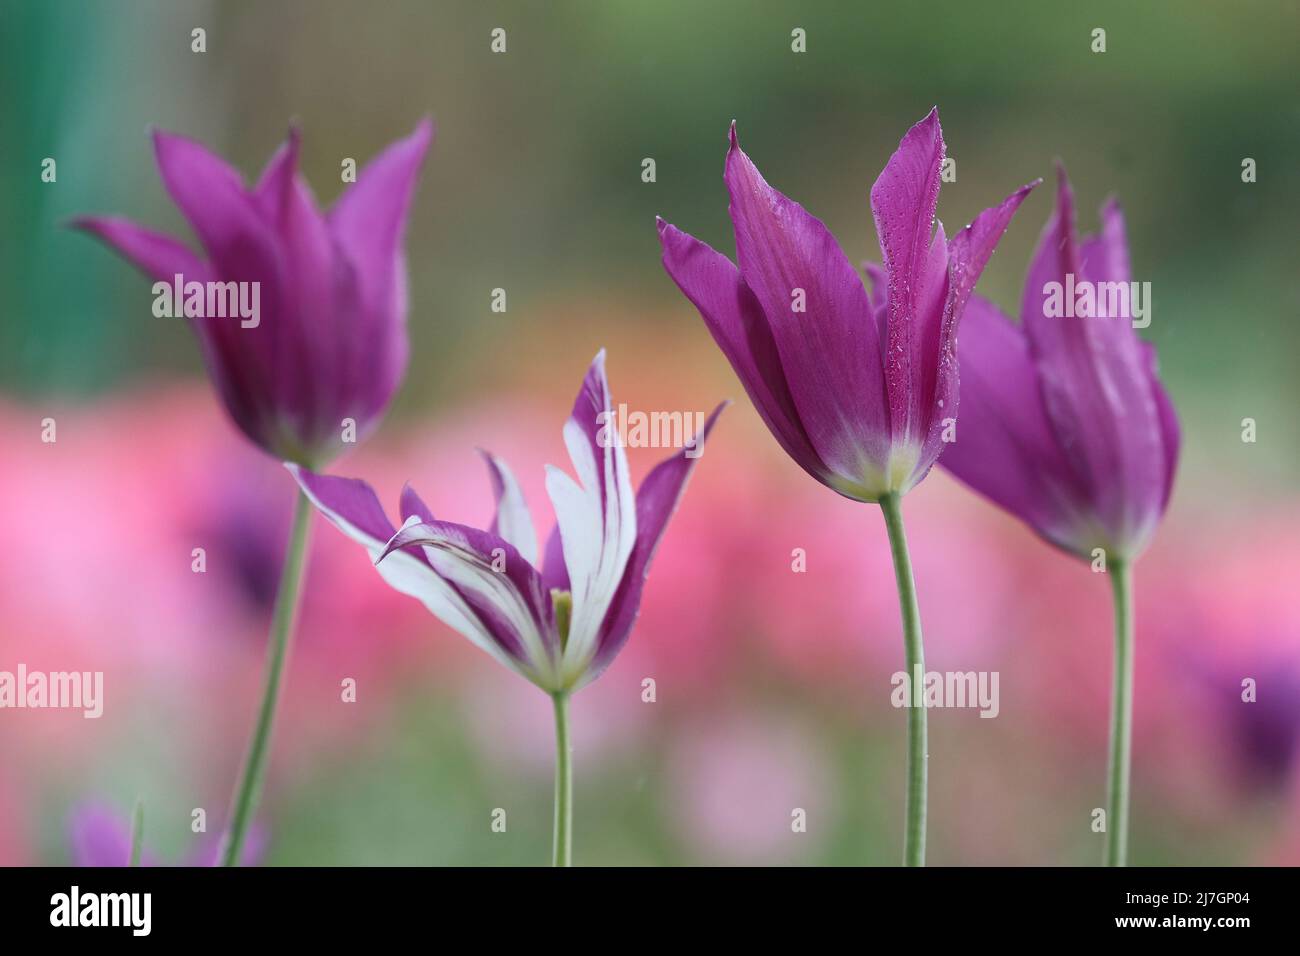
left=1156, top=510, right=1300, bottom=794
left=462, top=663, right=650, bottom=773
left=0, top=385, right=449, bottom=857
left=666, top=714, right=833, bottom=864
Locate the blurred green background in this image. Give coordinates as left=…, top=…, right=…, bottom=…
left=1, top=1, right=1298, bottom=866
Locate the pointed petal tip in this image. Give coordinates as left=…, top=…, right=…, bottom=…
left=694, top=399, right=730, bottom=441
left=375, top=516, right=425, bottom=565
left=906, top=105, right=942, bottom=140
left=1053, top=160, right=1073, bottom=194
left=149, top=125, right=189, bottom=157
left=409, top=116, right=436, bottom=153
left=64, top=214, right=98, bottom=233
left=66, top=213, right=136, bottom=238
left=1052, top=164, right=1077, bottom=225
left=962, top=179, right=1041, bottom=231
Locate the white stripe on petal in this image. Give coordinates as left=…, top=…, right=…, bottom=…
left=546, top=388, right=638, bottom=683
left=482, top=452, right=539, bottom=566
left=412, top=532, right=555, bottom=687
left=297, top=482, right=528, bottom=679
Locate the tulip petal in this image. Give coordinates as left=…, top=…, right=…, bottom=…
left=724, top=124, right=890, bottom=482
left=253, top=128, right=363, bottom=454
left=329, top=118, right=433, bottom=337
left=399, top=481, right=436, bottom=524
left=1142, top=342, right=1181, bottom=513
left=544, top=351, right=637, bottom=678
left=328, top=120, right=432, bottom=436
left=657, top=218, right=829, bottom=485
left=947, top=179, right=1041, bottom=329
left=862, top=260, right=889, bottom=318
left=151, top=129, right=282, bottom=277
left=253, top=126, right=302, bottom=222
left=69, top=216, right=210, bottom=285
left=940, top=297, right=1090, bottom=553
left=910, top=178, right=1039, bottom=486
left=1021, top=169, right=1166, bottom=553
left=330, top=117, right=433, bottom=258
left=479, top=450, right=539, bottom=566
left=150, top=129, right=292, bottom=453
left=288, top=465, right=530, bottom=675
left=870, top=107, right=948, bottom=449
left=540, top=524, right=570, bottom=594
left=1079, top=197, right=1131, bottom=287
left=380, top=519, right=557, bottom=680
left=584, top=402, right=728, bottom=686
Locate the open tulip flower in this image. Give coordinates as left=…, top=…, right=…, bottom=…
left=658, top=108, right=1037, bottom=865
left=940, top=166, right=1180, bottom=865
left=290, top=351, right=724, bottom=865
left=73, top=120, right=433, bottom=867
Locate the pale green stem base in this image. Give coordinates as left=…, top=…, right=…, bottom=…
left=879, top=493, right=927, bottom=867
left=1105, top=560, right=1134, bottom=867
left=219, top=488, right=314, bottom=867
left=552, top=692, right=573, bottom=867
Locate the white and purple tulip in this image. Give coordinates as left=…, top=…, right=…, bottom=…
left=290, top=351, right=725, bottom=695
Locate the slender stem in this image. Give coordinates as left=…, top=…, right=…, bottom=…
left=219, top=487, right=314, bottom=867
left=551, top=691, right=573, bottom=867
left=1104, top=559, right=1135, bottom=866
left=879, top=492, right=927, bottom=867
left=129, top=798, right=144, bottom=867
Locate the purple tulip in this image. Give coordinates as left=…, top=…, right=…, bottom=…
left=939, top=166, right=1180, bottom=866
left=69, top=802, right=265, bottom=867
left=289, top=351, right=723, bottom=695
left=73, top=120, right=433, bottom=467
left=658, top=108, right=1037, bottom=502
left=939, top=166, right=1180, bottom=562
left=657, top=109, right=1036, bottom=866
